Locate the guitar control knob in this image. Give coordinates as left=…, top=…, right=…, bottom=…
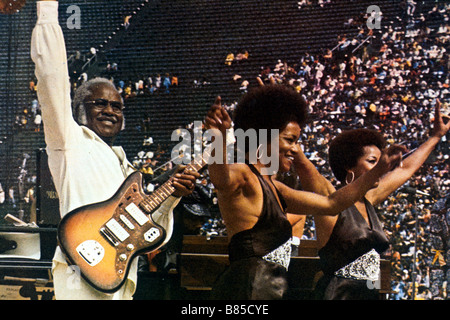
left=126, top=244, right=135, bottom=251
left=119, top=254, right=127, bottom=261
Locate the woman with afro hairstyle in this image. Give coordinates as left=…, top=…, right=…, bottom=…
left=204, top=85, right=404, bottom=300
left=310, top=101, right=450, bottom=300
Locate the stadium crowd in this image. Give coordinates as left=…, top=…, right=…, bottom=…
left=247, top=1, right=449, bottom=299
left=127, top=0, right=449, bottom=300
left=18, top=0, right=448, bottom=300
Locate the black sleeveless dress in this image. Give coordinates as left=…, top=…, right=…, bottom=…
left=314, top=198, right=389, bottom=300
left=211, top=164, right=293, bottom=300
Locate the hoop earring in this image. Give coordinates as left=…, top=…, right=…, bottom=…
left=256, top=144, right=263, bottom=160
left=345, top=171, right=355, bottom=185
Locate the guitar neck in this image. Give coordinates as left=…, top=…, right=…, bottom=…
left=139, top=153, right=208, bottom=213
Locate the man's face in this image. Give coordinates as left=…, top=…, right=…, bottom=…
left=84, top=84, right=124, bottom=140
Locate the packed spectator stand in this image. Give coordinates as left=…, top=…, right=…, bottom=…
left=0, top=0, right=448, bottom=299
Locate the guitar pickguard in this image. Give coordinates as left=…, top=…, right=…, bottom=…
left=97, top=180, right=165, bottom=277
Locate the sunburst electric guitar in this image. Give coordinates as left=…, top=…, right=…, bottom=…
left=57, top=145, right=212, bottom=293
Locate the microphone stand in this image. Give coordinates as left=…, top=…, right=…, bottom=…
left=17, top=153, right=29, bottom=221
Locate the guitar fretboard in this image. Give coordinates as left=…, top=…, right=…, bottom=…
left=139, top=146, right=211, bottom=213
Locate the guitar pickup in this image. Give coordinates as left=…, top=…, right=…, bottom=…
left=100, top=218, right=130, bottom=247
left=120, top=214, right=135, bottom=230
left=125, top=203, right=149, bottom=226
left=105, top=219, right=130, bottom=242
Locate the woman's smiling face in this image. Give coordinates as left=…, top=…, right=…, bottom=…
left=277, top=121, right=301, bottom=173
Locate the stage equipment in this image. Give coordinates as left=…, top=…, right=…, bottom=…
left=36, top=149, right=60, bottom=227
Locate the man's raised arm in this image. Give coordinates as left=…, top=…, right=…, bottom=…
left=31, top=0, right=79, bottom=150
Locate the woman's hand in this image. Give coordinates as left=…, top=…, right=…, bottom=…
left=366, top=100, right=449, bottom=207
left=204, top=96, right=232, bottom=136
left=431, top=99, right=450, bottom=139
left=375, top=144, right=408, bottom=174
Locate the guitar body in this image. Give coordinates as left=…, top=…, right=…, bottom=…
left=58, top=171, right=166, bottom=293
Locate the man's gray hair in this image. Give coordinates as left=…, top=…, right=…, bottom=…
left=72, top=77, right=123, bottom=126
